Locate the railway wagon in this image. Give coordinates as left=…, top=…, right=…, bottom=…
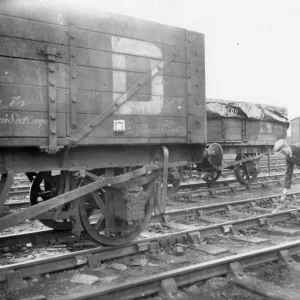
left=197, top=99, right=289, bottom=184
left=0, top=1, right=213, bottom=245
left=290, top=117, right=300, bottom=144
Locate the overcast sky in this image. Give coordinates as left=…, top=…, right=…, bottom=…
left=78, top=0, right=300, bottom=123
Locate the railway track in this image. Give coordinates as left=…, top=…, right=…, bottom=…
left=7, top=159, right=289, bottom=197
left=63, top=241, right=300, bottom=300
left=2, top=160, right=297, bottom=299
left=4, top=170, right=300, bottom=210
left=1, top=188, right=300, bottom=271
left=2, top=169, right=300, bottom=299
left=2, top=193, right=300, bottom=299
left=2, top=188, right=300, bottom=249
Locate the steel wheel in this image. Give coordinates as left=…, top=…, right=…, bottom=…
left=79, top=175, right=156, bottom=246
left=201, top=170, right=222, bottom=183
left=234, top=154, right=259, bottom=185
left=30, top=171, right=72, bottom=230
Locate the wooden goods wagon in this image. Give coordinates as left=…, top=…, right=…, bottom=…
left=198, top=99, right=289, bottom=184
left=0, top=0, right=210, bottom=245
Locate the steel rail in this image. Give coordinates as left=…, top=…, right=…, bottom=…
left=180, top=171, right=300, bottom=190
left=63, top=240, right=300, bottom=300
left=152, top=190, right=300, bottom=222
left=0, top=228, right=74, bottom=248
left=6, top=162, right=292, bottom=196
left=1, top=190, right=300, bottom=248
left=4, top=170, right=289, bottom=201
left=1, top=205, right=300, bottom=283
left=175, top=177, right=300, bottom=199
left=5, top=169, right=289, bottom=193
left=5, top=171, right=300, bottom=209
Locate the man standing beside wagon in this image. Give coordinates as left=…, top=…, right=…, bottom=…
left=273, top=139, right=300, bottom=204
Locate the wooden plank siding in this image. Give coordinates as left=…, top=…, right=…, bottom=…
left=223, top=119, right=243, bottom=141
left=246, top=120, right=286, bottom=143
left=0, top=0, right=185, bottom=46
left=0, top=1, right=208, bottom=147
left=291, top=118, right=300, bottom=144
left=207, top=118, right=287, bottom=145
left=67, top=115, right=187, bottom=138
left=0, top=111, right=66, bottom=137
left=0, top=0, right=69, bottom=26
left=0, top=17, right=187, bottom=64
left=207, top=119, right=223, bottom=141
left=0, top=84, right=187, bottom=116
left=0, top=57, right=186, bottom=94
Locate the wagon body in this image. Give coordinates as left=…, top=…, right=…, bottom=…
left=0, top=1, right=208, bottom=245
left=206, top=99, right=288, bottom=154
left=0, top=0, right=206, bottom=173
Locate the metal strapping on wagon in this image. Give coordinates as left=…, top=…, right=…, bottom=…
left=186, top=31, right=206, bottom=143
left=71, top=41, right=187, bottom=144
left=221, top=118, right=226, bottom=140
left=242, top=119, right=247, bottom=142
left=69, top=9, right=78, bottom=133
left=37, top=45, right=62, bottom=154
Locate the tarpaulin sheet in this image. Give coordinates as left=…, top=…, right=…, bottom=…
left=206, top=98, right=289, bottom=125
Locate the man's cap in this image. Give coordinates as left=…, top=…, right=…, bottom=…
left=274, top=139, right=288, bottom=153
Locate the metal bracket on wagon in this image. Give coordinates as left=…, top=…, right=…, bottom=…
left=153, top=146, right=169, bottom=215
left=37, top=45, right=62, bottom=62
left=38, top=45, right=63, bottom=154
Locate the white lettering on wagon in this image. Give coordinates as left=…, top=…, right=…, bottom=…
left=127, top=123, right=186, bottom=136
left=0, top=97, right=25, bottom=108
left=0, top=113, right=47, bottom=128
left=111, top=36, right=164, bottom=115
left=9, top=97, right=25, bottom=108
left=256, top=135, right=277, bottom=142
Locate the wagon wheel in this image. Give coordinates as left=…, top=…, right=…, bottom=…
left=234, top=154, right=259, bottom=185
left=201, top=170, right=222, bottom=183
left=30, top=171, right=72, bottom=230
left=79, top=173, right=156, bottom=246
